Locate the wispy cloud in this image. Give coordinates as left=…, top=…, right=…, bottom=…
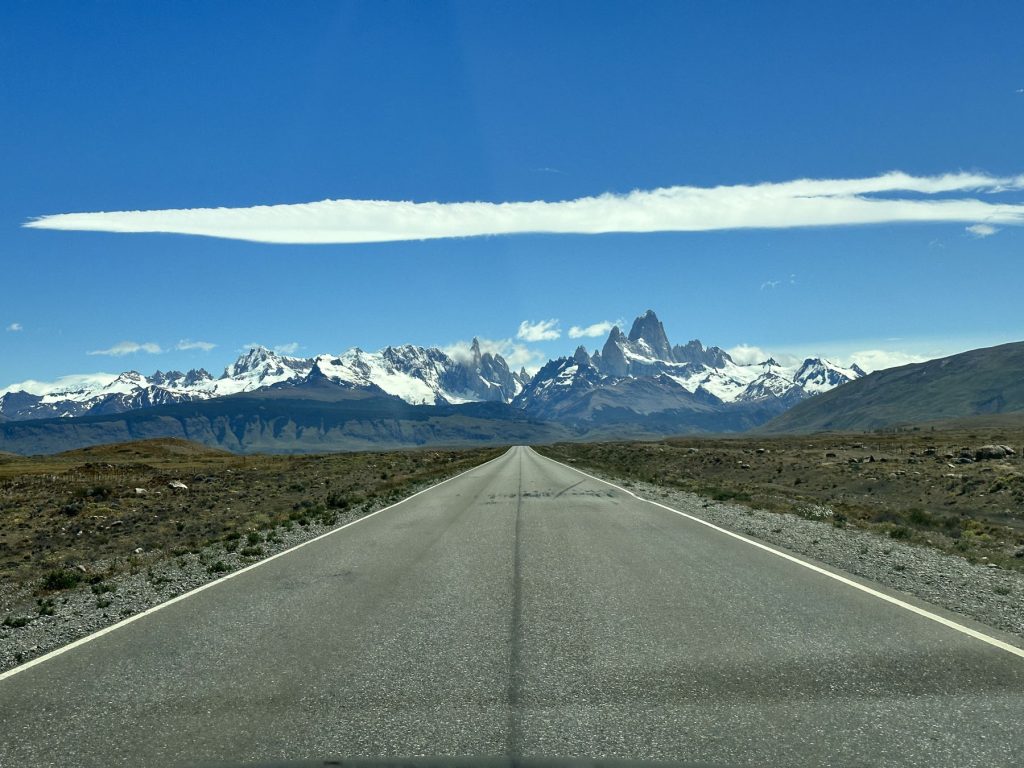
left=23, top=171, right=1024, bottom=245
left=443, top=337, right=545, bottom=373
left=966, top=223, right=999, bottom=238
left=87, top=341, right=163, bottom=356
left=6, top=322, right=22, bottom=332
left=516, top=319, right=561, bottom=342
left=844, top=349, right=930, bottom=372
left=1, top=372, right=120, bottom=397
left=726, top=344, right=775, bottom=365
left=176, top=339, right=217, bottom=352
left=568, top=320, right=616, bottom=339
left=761, top=273, right=797, bottom=291
left=273, top=342, right=301, bottom=355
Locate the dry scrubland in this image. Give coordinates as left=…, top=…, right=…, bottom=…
left=539, top=426, right=1024, bottom=572
left=0, top=439, right=503, bottom=625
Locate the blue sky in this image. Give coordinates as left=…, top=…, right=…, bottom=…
left=2, top=0, right=1023, bottom=383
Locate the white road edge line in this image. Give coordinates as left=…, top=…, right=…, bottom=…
left=0, top=448, right=513, bottom=683
left=531, top=447, right=1024, bottom=661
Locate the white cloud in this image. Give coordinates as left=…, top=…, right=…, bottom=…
left=6, top=322, right=22, bottom=332
left=966, top=223, right=999, bottom=238
left=843, top=349, right=931, bottom=373
left=442, top=337, right=546, bottom=374
left=274, top=342, right=301, bottom=355
left=568, top=320, right=616, bottom=339
left=23, top=171, right=1024, bottom=244
left=1, top=372, right=119, bottom=397
left=176, top=339, right=216, bottom=352
left=760, top=280, right=781, bottom=291
left=725, top=344, right=773, bottom=365
left=516, top=319, right=560, bottom=342
left=87, top=341, right=163, bottom=356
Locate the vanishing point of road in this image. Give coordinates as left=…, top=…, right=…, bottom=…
left=1, top=446, right=1022, bottom=767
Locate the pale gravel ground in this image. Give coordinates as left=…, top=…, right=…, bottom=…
left=3, top=456, right=1022, bottom=674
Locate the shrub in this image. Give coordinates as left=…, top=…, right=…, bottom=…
left=240, top=546, right=263, bottom=558
left=41, top=570, right=81, bottom=591
left=208, top=560, right=229, bottom=574
left=3, top=615, right=31, bottom=628
left=59, top=501, right=84, bottom=517
left=36, top=598, right=56, bottom=616
left=326, top=492, right=349, bottom=509
left=90, top=582, right=115, bottom=595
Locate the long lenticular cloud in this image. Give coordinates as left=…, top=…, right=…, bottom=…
left=23, top=171, right=1024, bottom=244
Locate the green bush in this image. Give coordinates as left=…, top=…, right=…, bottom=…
left=41, top=570, right=81, bottom=591
left=36, top=598, right=56, bottom=616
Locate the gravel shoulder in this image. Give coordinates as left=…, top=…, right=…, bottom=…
left=559, top=462, right=1024, bottom=643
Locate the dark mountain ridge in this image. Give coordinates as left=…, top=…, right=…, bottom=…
left=760, top=340, right=1024, bottom=433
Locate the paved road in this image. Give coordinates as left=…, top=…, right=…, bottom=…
left=1, top=446, right=1022, bottom=767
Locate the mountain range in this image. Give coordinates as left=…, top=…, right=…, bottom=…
left=759, top=340, right=1024, bottom=433
left=0, top=310, right=867, bottom=453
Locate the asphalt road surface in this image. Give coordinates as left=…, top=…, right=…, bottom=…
left=2, top=446, right=1022, bottom=767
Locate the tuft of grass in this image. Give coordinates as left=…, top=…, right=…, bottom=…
left=239, top=545, right=264, bottom=558
left=3, top=615, right=32, bottom=628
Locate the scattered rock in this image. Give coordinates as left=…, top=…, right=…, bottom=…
left=134, top=488, right=148, bottom=496
left=168, top=481, right=188, bottom=492
left=975, top=444, right=1016, bottom=461
left=132, top=547, right=144, bottom=555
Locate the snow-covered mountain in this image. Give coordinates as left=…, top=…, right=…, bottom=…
left=0, top=311, right=862, bottom=429
left=513, top=310, right=864, bottom=424
left=0, top=342, right=530, bottom=421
